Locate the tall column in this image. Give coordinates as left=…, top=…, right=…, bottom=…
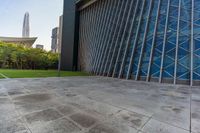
left=60, top=0, right=77, bottom=71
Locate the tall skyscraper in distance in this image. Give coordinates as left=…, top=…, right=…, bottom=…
left=51, top=27, right=59, bottom=53
left=22, top=12, right=30, bottom=37
left=51, top=15, right=63, bottom=53
left=0, top=12, right=37, bottom=48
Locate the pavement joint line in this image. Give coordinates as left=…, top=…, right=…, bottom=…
left=6, top=91, right=33, bottom=133
left=84, top=95, right=192, bottom=132
left=62, top=115, right=85, bottom=131
left=19, top=107, right=61, bottom=118
left=0, top=73, right=9, bottom=79
left=139, top=115, right=153, bottom=131
left=152, top=117, right=190, bottom=132
left=84, top=95, right=152, bottom=118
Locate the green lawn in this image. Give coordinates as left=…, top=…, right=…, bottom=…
left=0, top=69, right=90, bottom=79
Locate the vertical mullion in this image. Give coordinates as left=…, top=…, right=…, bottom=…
left=103, top=0, right=125, bottom=75
left=146, top=0, right=161, bottom=81
left=87, top=5, right=96, bottom=72
left=82, top=10, right=88, bottom=71
left=107, top=0, right=129, bottom=77
left=126, top=0, right=146, bottom=80
left=89, top=3, right=99, bottom=72
left=94, top=0, right=116, bottom=74
left=118, top=0, right=140, bottom=78
left=83, top=8, right=90, bottom=71
left=98, top=0, right=121, bottom=75
left=174, top=0, right=181, bottom=84
left=159, top=0, right=171, bottom=83
left=135, top=0, right=153, bottom=80
left=85, top=7, right=93, bottom=71
left=112, top=0, right=135, bottom=77
left=89, top=1, right=105, bottom=72
left=92, top=0, right=112, bottom=73
left=78, top=11, right=83, bottom=70
left=191, top=0, right=194, bottom=86
left=91, top=0, right=110, bottom=72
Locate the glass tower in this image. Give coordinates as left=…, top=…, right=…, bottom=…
left=77, top=0, right=200, bottom=85
left=22, top=12, right=30, bottom=37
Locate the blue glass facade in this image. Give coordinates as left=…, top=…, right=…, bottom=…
left=77, top=0, right=200, bottom=85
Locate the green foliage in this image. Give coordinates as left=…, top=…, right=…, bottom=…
left=0, top=42, right=59, bottom=69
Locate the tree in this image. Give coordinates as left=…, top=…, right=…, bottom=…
left=0, top=42, right=59, bottom=70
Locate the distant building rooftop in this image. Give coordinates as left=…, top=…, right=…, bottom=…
left=0, top=36, right=37, bottom=47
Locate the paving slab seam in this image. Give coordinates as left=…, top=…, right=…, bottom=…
left=10, top=92, right=53, bottom=99
left=25, top=113, right=84, bottom=133
left=82, top=122, right=100, bottom=133
left=17, top=107, right=64, bottom=119
left=6, top=91, right=33, bottom=133
left=84, top=94, right=152, bottom=118
left=53, top=106, right=81, bottom=118
left=139, top=115, right=153, bottom=132
left=54, top=102, right=139, bottom=132
left=83, top=91, right=192, bottom=132
left=75, top=91, right=191, bottom=132
left=57, top=116, right=85, bottom=131
left=64, top=101, right=121, bottom=122
left=46, top=106, right=94, bottom=131
left=109, top=109, right=123, bottom=117
left=85, top=111, right=139, bottom=133
left=14, top=81, right=32, bottom=93
left=151, top=117, right=190, bottom=132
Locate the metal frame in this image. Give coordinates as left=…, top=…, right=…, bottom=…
left=92, top=0, right=114, bottom=73
left=146, top=0, right=161, bottom=81
left=76, top=0, right=197, bottom=86
left=112, top=0, right=136, bottom=77
left=126, top=0, right=146, bottom=80
left=94, top=0, right=116, bottom=74
left=118, top=0, right=140, bottom=78
left=191, top=0, right=194, bottom=86
left=159, top=0, right=171, bottom=83
left=103, top=0, right=126, bottom=75
left=87, top=5, right=95, bottom=71
left=91, top=0, right=110, bottom=72
left=106, top=0, right=130, bottom=77
left=82, top=8, right=89, bottom=71
left=174, top=0, right=181, bottom=84
left=89, top=0, right=106, bottom=72
left=85, top=6, right=94, bottom=71
left=78, top=10, right=86, bottom=71
left=97, top=0, right=121, bottom=75
left=135, top=0, right=153, bottom=80
left=78, top=11, right=83, bottom=70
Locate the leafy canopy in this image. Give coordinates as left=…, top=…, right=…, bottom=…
left=0, top=42, right=59, bottom=69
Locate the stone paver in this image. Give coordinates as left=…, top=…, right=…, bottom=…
left=0, top=76, right=199, bottom=133
left=191, top=87, right=200, bottom=133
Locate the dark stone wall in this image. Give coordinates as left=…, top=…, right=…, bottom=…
left=60, top=0, right=77, bottom=71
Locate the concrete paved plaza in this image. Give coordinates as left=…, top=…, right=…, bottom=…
left=0, top=76, right=200, bottom=133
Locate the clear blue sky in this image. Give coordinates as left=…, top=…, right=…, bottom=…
left=0, top=0, right=63, bottom=50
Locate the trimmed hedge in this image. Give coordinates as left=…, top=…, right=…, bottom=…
left=0, top=42, right=59, bottom=69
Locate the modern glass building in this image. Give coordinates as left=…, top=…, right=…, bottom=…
left=61, top=0, right=200, bottom=86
